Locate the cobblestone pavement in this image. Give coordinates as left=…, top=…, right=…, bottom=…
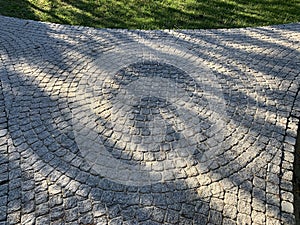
left=0, top=15, right=299, bottom=225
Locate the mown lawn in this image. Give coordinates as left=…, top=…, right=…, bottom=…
left=0, top=0, right=299, bottom=29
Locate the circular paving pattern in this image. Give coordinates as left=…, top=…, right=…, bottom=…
left=73, top=42, right=228, bottom=186
left=0, top=16, right=299, bottom=225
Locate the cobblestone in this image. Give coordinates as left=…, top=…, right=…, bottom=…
left=0, top=15, right=299, bottom=224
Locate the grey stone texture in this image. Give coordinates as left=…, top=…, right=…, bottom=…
left=0, top=15, right=299, bottom=224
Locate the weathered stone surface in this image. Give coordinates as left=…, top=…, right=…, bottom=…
left=0, top=15, right=299, bottom=224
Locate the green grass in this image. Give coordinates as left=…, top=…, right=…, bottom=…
left=0, top=0, right=299, bottom=29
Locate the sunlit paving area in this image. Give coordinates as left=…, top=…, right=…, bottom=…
left=0, top=15, right=299, bottom=224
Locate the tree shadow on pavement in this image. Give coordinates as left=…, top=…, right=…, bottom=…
left=0, top=16, right=299, bottom=224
